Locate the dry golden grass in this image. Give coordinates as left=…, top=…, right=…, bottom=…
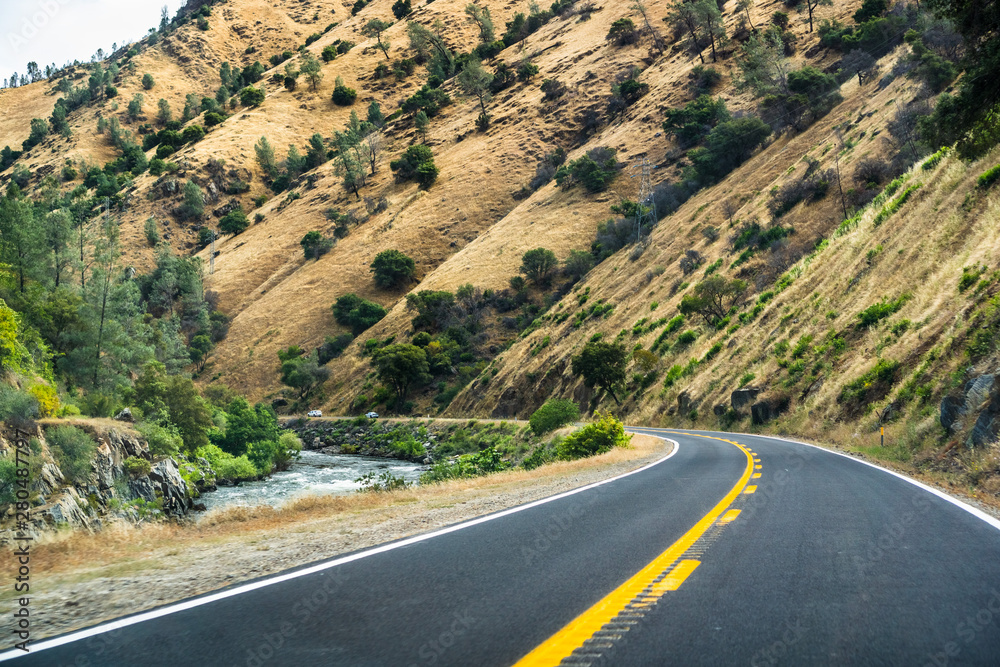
left=2, top=433, right=666, bottom=579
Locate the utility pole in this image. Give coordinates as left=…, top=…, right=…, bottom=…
left=634, top=157, right=656, bottom=243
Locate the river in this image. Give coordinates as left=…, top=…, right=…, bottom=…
left=198, top=450, right=426, bottom=513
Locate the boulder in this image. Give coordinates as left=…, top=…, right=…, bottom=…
left=677, top=391, right=695, bottom=416
left=751, top=396, right=790, bottom=425
left=970, top=381, right=1000, bottom=448
left=731, top=388, right=761, bottom=413
left=113, top=408, right=135, bottom=423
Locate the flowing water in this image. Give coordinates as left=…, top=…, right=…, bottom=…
left=198, top=450, right=425, bottom=513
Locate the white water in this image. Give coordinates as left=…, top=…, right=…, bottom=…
left=198, top=450, right=425, bottom=512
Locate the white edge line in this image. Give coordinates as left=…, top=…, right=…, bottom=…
left=0, top=436, right=679, bottom=660
left=685, top=429, right=1000, bottom=533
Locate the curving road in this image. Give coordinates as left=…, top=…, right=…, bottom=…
left=5, top=429, right=1000, bottom=666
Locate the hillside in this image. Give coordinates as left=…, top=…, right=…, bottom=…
left=1, top=0, right=999, bottom=493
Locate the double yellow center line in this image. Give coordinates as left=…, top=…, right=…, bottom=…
left=513, top=434, right=756, bottom=666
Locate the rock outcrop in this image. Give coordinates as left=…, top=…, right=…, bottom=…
left=940, top=373, right=1000, bottom=447
left=0, top=423, right=192, bottom=545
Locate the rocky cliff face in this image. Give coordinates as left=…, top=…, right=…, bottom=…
left=0, top=422, right=192, bottom=545
left=941, top=372, right=1000, bottom=448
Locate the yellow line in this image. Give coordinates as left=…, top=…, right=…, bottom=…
left=513, top=435, right=754, bottom=666
left=744, top=485, right=758, bottom=494
left=649, top=559, right=700, bottom=594
left=752, top=473, right=761, bottom=479
left=718, top=509, right=741, bottom=524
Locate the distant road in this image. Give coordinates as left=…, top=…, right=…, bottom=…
left=6, top=429, right=1000, bottom=665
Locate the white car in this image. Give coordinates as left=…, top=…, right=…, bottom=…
left=307, top=410, right=322, bottom=417
left=365, top=411, right=379, bottom=419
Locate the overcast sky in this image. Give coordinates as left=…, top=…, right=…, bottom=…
left=0, top=0, right=186, bottom=80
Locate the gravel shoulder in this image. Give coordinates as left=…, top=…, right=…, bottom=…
left=3, top=434, right=672, bottom=645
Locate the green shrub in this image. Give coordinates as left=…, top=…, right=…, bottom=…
left=839, top=359, right=901, bottom=405
left=676, top=330, right=698, bottom=346
left=46, top=425, right=96, bottom=484
left=529, top=399, right=580, bottom=436
left=137, top=421, right=183, bottom=456
left=219, top=209, right=249, bottom=235
left=0, top=385, right=39, bottom=427
left=356, top=470, right=409, bottom=492
left=332, top=293, right=388, bottom=335
left=0, top=455, right=17, bottom=507
left=857, top=294, right=909, bottom=328
left=239, top=86, right=265, bottom=107
left=332, top=82, right=357, bottom=106
left=979, top=164, right=1000, bottom=189
left=420, top=446, right=510, bottom=483
left=196, top=444, right=258, bottom=482
left=124, top=456, right=152, bottom=477
left=556, top=412, right=630, bottom=460
left=389, top=431, right=427, bottom=458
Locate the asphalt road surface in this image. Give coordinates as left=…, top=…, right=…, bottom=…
left=6, top=428, right=1000, bottom=666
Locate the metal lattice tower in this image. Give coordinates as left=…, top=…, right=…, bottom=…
left=636, top=158, right=657, bottom=243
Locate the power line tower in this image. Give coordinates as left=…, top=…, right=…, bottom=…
left=635, top=157, right=656, bottom=243
left=209, top=229, right=216, bottom=275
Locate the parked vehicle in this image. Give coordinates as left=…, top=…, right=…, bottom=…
left=365, top=411, right=379, bottom=419
left=307, top=410, right=322, bottom=417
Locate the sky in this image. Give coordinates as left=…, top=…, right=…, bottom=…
left=0, top=0, right=186, bottom=81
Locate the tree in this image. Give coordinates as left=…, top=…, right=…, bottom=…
left=678, top=275, right=748, bottom=325
left=520, top=248, right=558, bottom=284
left=370, top=249, right=416, bottom=289
left=689, top=116, right=771, bottom=182
left=667, top=1, right=706, bottom=64
left=219, top=209, right=249, bottom=235
left=189, top=334, right=213, bottom=371
left=280, top=350, right=329, bottom=398
left=254, top=136, right=278, bottom=178
left=373, top=344, right=430, bottom=409
left=390, top=144, right=438, bottom=186
left=331, top=76, right=357, bottom=105
left=363, top=19, right=393, bottom=60
left=406, top=21, right=453, bottom=77
left=367, top=100, right=386, bottom=128
left=142, top=73, right=155, bottom=89
left=299, top=52, right=324, bottom=91
left=563, top=249, right=595, bottom=281
left=132, top=361, right=213, bottom=451
left=457, top=59, right=494, bottom=128
left=839, top=49, right=878, bottom=86
left=240, top=86, right=265, bottom=107
left=692, top=0, right=726, bottom=63
left=180, top=180, right=205, bottom=220
left=361, top=130, right=383, bottom=175
left=571, top=341, right=629, bottom=405
left=333, top=293, right=387, bottom=334
left=607, top=18, right=639, bottom=46
left=127, top=93, right=145, bottom=121
left=0, top=196, right=41, bottom=293
left=529, top=399, right=580, bottom=435
left=157, top=98, right=172, bottom=125
left=305, top=133, right=327, bottom=170
left=465, top=3, right=495, bottom=43
left=414, top=110, right=429, bottom=142
left=802, top=0, right=832, bottom=32
left=300, top=230, right=333, bottom=259
left=736, top=0, right=756, bottom=31
left=392, top=0, right=411, bottom=19
left=41, top=209, right=73, bottom=288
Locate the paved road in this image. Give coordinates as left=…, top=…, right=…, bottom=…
left=6, top=429, right=1000, bottom=666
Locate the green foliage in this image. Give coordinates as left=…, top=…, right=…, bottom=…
left=124, top=456, right=152, bottom=477
left=678, top=275, right=748, bottom=326
left=0, top=385, right=39, bottom=427
left=280, top=350, right=329, bottom=399
left=662, top=95, right=730, bottom=146
left=688, top=117, right=771, bottom=183
left=420, top=446, right=510, bottom=483
left=555, top=147, right=620, bottom=193
left=209, top=397, right=281, bottom=459
left=372, top=344, right=431, bottom=409
left=137, top=421, right=183, bottom=457
left=219, top=209, right=249, bottom=235
left=180, top=180, right=205, bottom=220
left=333, top=293, right=387, bottom=335
left=132, top=362, right=213, bottom=452
left=529, top=399, right=580, bottom=436
left=332, top=81, right=357, bottom=106
left=392, top=0, right=411, bottom=19
left=607, top=17, right=638, bottom=45
left=46, top=425, right=96, bottom=484
left=390, top=145, right=438, bottom=186
left=300, top=231, right=334, bottom=260
left=196, top=444, right=258, bottom=482
left=520, top=248, right=558, bottom=284
left=556, top=412, right=630, bottom=460
left=840, top=359, right=901, bottom=406
left=571, top=341, right=629, bottom=405
left=142, top=73, right=155, bottom=90
left=857, top=294, right=910, bottom=328
left=978, top=164, right=1000, bottom=189
left=356, top=470, right=410, bottom=492
left=370, top=249, right=416, bottom=289
left=239, top=86, right=265, bottom=107
left=402, top=85, right=452, bottom=117
left=872, top=184, right=921, bottom=227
